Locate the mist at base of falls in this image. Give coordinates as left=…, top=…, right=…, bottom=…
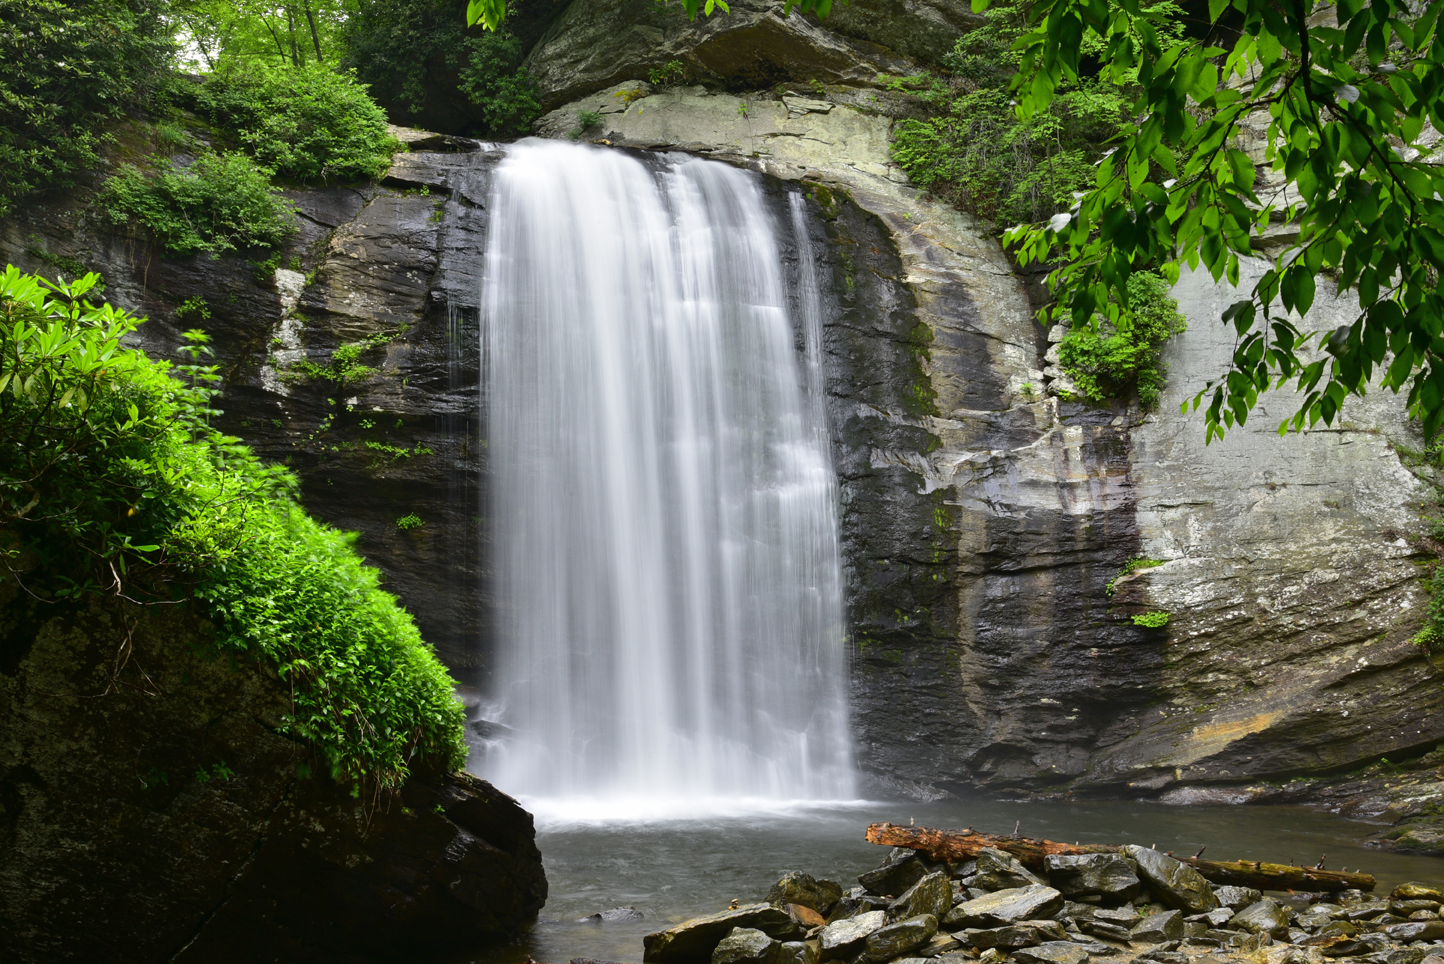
left=475, top=139, right=855, bottom=807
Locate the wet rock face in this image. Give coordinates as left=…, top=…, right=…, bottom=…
left=0, top=577, right=546, bottom=964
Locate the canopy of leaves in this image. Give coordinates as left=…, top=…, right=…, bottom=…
left=1002, top=0, right=1444, bottom=444
left=171, top=0, right=350, bottom=71
left=184, top=61, right=399, bottom=181
left=0, top=0, right=172, bottom=218
left=343, top=0, right=540, bottom=136
left=0, top=266, right=465, bottom=789
left=97, top=152, right=295, bottom=256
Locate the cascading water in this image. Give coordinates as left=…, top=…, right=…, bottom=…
left=478, top=139, right=853, bottom=814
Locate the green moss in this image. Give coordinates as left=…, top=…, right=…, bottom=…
left=0, top=267, right=463, bottom=792
left=1132, top=610, right=1170, bottom=628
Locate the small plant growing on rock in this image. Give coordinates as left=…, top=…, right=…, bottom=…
left=570, top=110, right=603, bottom=140
left=396, top=513, right=423, bottom=530
left=1132, top=610, right=1170, bottom=628
left=174, top=296, right=210, bottom=323
left=648, top=61, right=686, bottom=86
left=1106, top=556, right=1164, bottom=595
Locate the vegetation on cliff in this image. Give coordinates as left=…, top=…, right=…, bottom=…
left=0, top=266, right=466, bottom=790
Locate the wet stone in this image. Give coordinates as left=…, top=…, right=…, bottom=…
left=645, top=904, right=803, bottom=964
left=769, top=873, right=844, bottom=916
left=944, top=885, right=1065, bottom=928
left=1343, top=901, right=1393, bottom=921
left=860, top=851, right=929, bottom=899
left=916, top=933, right=962, bottom=957
left=969, top=848, right=1045, bottom=891
left=1187, top=908, right=1234, bottom=928
left=778, top=942, right=817, bottom=964
left=1385, top=921, right=1444, bottom=943
left=891, top=873, right=953, bottom=921
left=1066, top=936, right=1114, bottom=956
left=1396, top=885, right=1444, bottom=903
left=1078, top=919, right=1132, bottom=943
left=1094, top=907, right=1142, bottom=929
left=1212, top=886, right=1263, bottom=911
left=1120, top=846, right=1219, bottom=914
left=1012, top=941, right=1091, bottom=964
left=857, top=914, right=938, bottom=964
left=1231, top=899, right=1290, bottom=938
left=818, top=909, right=887, bottom=961
left=713, top=929, right=784, bottom=964
left=1395, top=901, right=1444, bottom=914
left=1044, top=854, right=1141, bottom=903
left=1131, top=910, right=1184, bottom=944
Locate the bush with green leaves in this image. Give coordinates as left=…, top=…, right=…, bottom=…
left=0, top=266, right=465, bottom=790
left=0, top=0, right=172, bottom=219
left=341, top=0, right=540, bottom=137
left=1058, top=272, right=1187, bottom=409
left=185, top=61, right=399, bottom=181
left=97, top=152, right=296, bottom=257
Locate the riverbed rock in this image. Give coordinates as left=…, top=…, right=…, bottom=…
left=1044, top=854, right=1141, bottom=903
left=1095, top=906, right=1144, bottom=929
left=819, top=910, right=888, bottom=962
left=858, top=914, right=938, bottom=964
left=945, top=886, right=1065, bottom=928
left=645, top=905, right=804, bottom=963
left=1230, top=900, right=1290, bottom=939
left=1212, top=887, right=1264, bottom=911
left=1396, top=884, right=1444, bottom=902
left=968, top=920, right=1068, bottom=949
left=970, top=848, right=1046, bottom=891
left=1119, top=847, right=1218, bottom=913
left=891, top=872, right=953, bottom=921
left=714, top=928, right=784, bottom=964
left=1385, top=921, right=1444, bottom=943
left=1012, top=941, right=1091, bottom=964
left=1078, top=919, right=1134, bottom=943
left=1131, top=910, right=1185, bottom=943
left=917, top=933, right=962, bottom=957
left=779, top=941, right=819, bottom=964
left=861, top=851, right=931, bottom=898
left=788, top=905, right=827, bottom=928
left=769, top=873, right=845, bottom=915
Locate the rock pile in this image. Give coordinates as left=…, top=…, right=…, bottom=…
left=640, top=849, right=1444, bottom=964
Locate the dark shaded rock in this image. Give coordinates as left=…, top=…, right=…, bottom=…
left=1131, top=911, right=1185, bottom=944
left=890, top=872, right=952, bottom=921
left=1078, top=919, right=1133, bottom=943
left=966, top=920, right=1067, bottom=950
left=1188, top=908, right=1234, bottom=929
left=1230, top=900, right=1289, bottom=939
left=1066, top=937, right=1114, bottom=956
left=1212, top=886, right=1263, bottom=911
left=713, top=928, right=784, bottom=964
left=857, top=914, right=938, bottom=964
left=1012, top=941, right=1090, bottom=964
left=581, top=907, right=647, bottom=923
left=1044, top=854, right=1141, bottom=903
left=769, top=872, right=844, bottom=915
left=818, top=910, right=888, bottom=962
left=860, top=849, right=930, bottom=897
left=916, top=933, right=962, bottom=957
left=0, top=584, right=545, bottom=964
left=970, top=847, right=1045, bottom=891
left=1392, top=900, right=1442, bottom=914
left=808, top=0, right=981, bottom=64
left=646, top=906, right=804, bottom=964
left=779, top=940, right=819, bottom=964
left=1341, top=901, right=1392, bottom=921
left=945, top=886, right=1065, bottom=928
left=1093, top=907, right=1142, bottom=929
left=1120, top=847, right=1218, bottom=914
left=1384, top=921, right=1444, bottom=943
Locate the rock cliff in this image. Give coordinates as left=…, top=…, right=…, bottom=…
left=4, top=0, right=1441, bottom=817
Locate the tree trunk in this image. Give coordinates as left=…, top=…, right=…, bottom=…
left=865, top=823, right=1376, bottom=893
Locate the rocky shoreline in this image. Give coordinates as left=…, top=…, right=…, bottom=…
left=628, top=842, right=1444, bottom=964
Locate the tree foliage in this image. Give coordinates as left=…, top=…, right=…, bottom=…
left=97, top=152, right=295, bottom=256
left=0, top=0, right=172, bottom=218
left=0, top=266, right=465, bottom=789
left=1001, top=0, right=1444, bottom=443
left=171, top=0, right=350, bottom=71
left=1058, top=271, right=1187, bottom=408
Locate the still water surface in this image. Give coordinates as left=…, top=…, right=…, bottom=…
left=463, top=797, right=1444, bottom=964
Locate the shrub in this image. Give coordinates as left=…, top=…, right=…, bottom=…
left=1133, top=611, right=1170, bottom=628
left=457, top=31, right=543, bottom=137
left=0, top=0, right=172, bottom=218
left=0, top=266, right=464, bottom=790
left=97, top=152, right=295, bottom=257
left=1058, top=272, right=1187, bottom=409
left=186, top=62, right=399, bottom=181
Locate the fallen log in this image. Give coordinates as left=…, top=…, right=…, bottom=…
left=866, top=823, right=1375, bottom=894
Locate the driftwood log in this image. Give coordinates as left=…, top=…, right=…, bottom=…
left=867, top=823, right=1376, bottom=894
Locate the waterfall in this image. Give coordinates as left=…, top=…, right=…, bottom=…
left=478, top=139, right=853, bottom=813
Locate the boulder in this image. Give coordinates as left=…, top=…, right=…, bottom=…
left=1187, top=908, right=1234, bottom=928
left=1131, top=910, right=1184, bottom=943
left=818, top=910, right=888, bottom=962
left=1341, top=900, right=1392, bottom=921
left=1385, top=921, right=1444, bottom=943
left=860, top=851, right=930, bottom=898
left=1120, top=847, right=1219, bottom=914
left=857, top=914, right=938, bottom=964
left=945, top=886, right=1065, bottom=929
left=1392, top=900, right=1442, bottom=914
left=769, top=873, right=844, bottom=915
left=714, top=929, right=785, bottom=964
left=1077, top=919, right=1133, bottom=943
left=1012, top=942, right=1090, bottom=964
left=969, top=847, right=1045, bottom=891
left=1229, top=900, right=1289, bottom=939
left=1094, top=906, right=1143, bottom=929
left=982, top=921, right=1067, bottom=949
left=788, top=904, right=826, bottom=928
left=1395, top=884, right=1444, bottom=902
left=1043, top=854, right=1141, bottom=903
left=1212, top=886, right=1263, bottom=911
left=891, top=872, right=953, bottom=921
left=778, top=942, right=818, bottom=964
left=645, top=905, right=804, bottom=963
